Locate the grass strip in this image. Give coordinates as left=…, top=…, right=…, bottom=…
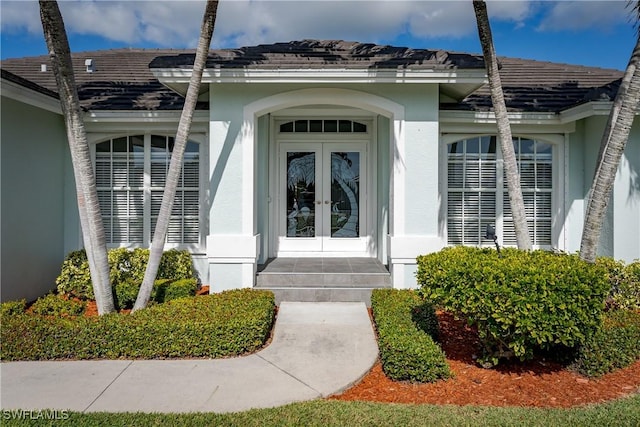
left=2, top=395, right=639, bottom=427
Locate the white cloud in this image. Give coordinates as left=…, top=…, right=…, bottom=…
left=215, top=1, right=533, bottom=47
left=0, top=0, right=539, bottom=50
left=0, top=0, right=42, bottom=34
left=536, top=0, right=629, bottom=32
left=2, top=1, right=632, bottom=51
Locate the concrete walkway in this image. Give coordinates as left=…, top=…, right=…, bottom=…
left=0, top=302, right=378, bottom=414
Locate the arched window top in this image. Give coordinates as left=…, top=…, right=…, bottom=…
left=279, top=119, right=367, bottom=133
left=447, top=135, right=554, bottom=161
left=446, top=135, right=553, bottom=248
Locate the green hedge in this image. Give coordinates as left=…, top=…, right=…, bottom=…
left=597, top=258, right=640, bottom=311
left=571, top=309, right=640, bottom=377
left=152, top=278, right=199, bottom=303
left=29, top=294, right=86, bottom=317
left=0, top=299, right=26, bottom=316
left=56, top=248, right=196, bottom=300
left=417, top=247, right=610, bottom=367
left=114, top=278, right=199, bottom=309
left=0, top=289, right=275, bottom=360
left=371, top=289, right=451, bottom=383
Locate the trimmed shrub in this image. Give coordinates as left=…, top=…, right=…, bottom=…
left=572, top=310, right=640, bottom=377
left=371, top=289, right=451, bottom=383
left=1, top=299, right=26, bottom=316
left=0, top=289, right=275, bottom=360
left=56, top=248, right=196, bottom=300
left=615, top=262, right=640, bottom=310
left=29, top=294, right=85, bottom=317
left=109, top=247, right=149, bottom=286
left=115, top=278, right=199, bottom=308
left=114, top=281, right=140, bottom=309
left=163, top=278, right=199, bottom=302
left=157, top=249, right=195, bottom=280
left=417, top=247, right=609, bottom=368
left=596, top=257, right=635, bottom=311
left=56, top=250, right=93, bottom=299
left=151, top=278, right=174, bottom=304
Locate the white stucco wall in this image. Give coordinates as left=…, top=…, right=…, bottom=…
left=613, top=118, right=640, bottom=262
left=1, top=96, right=67, bottom=302
left=565, top=120, right=587, bottom=253
left=565, top=115, right=640, bottom=262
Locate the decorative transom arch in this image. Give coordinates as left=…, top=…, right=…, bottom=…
left=243, top=88, right=405, bottom=120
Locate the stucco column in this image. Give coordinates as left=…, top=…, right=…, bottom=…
left=206, top=103, right=259, bottom=291
left=388, top=85, right=444, bottom=288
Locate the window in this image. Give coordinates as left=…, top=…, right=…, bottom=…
left=447, top=136, right=552, bottom=247
left=502, top=138, right=553, bottom=246
left=95, top=135, right=200, bottom=246
left=279, top=119, right=367, bottom=133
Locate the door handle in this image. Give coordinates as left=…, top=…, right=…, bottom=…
left=324, top=201, right=331, bottom=204
left=315, top=200, right=322, bottom=205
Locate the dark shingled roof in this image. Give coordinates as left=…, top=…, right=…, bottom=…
left=1, top=40, right=624, bottom=113
left=1, top=49, right=199, bottom=111
left=149, top=39, right=486, bottom=70
left=1, top=68, right=59, bottom=100
left=458, top=56, right=623, bottom=112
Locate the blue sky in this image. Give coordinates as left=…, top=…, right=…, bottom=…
left=0, top=0, right=637, bottom=70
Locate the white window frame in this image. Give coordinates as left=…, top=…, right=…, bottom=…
left=440, top=134, right=564, bottom=250
left=91, top=133, right=207, bottom=253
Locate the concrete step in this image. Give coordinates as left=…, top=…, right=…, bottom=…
left=255, top=286, right=389, bottom=306
left=255, top=272, right=391, bottom=287
left=255, top=257, right=392, bottom=306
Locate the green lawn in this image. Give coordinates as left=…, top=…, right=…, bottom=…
left=3, top=395, right=639, bottom=427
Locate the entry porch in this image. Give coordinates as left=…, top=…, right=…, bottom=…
left=255, top=257, right=391, bottom=306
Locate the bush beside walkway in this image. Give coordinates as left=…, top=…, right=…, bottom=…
left=371, top=288, right=451, bottom=382
left=0, top=289, right=275, bottom=360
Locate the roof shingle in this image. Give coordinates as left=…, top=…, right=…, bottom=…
left=0, top=40, right=624, bottom=113
left=149, top=40, right=486, bottom=70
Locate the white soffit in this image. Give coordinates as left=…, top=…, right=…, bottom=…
left=440, top=110, right=576, bottom=134
left=151, top=68, right=488, bottom=85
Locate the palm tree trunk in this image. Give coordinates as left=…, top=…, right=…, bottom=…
left=473, top=0, right=532, bottom=250
left=39, top=0, right=115, bottom=315
left=580, top=30, right=640, bottom=263
left=133, top=0, right=218, bottom=311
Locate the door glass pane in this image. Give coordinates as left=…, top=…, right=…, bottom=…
left=287, top=152, right=316, bottom=237
left=331, top=152, right=359, bottom=238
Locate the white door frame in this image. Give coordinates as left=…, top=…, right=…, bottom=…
left=269, top=116, right=377, bottom=258
left=277, top=141, right=369, bottom=255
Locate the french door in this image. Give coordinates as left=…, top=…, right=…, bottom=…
left=278, top=142, right=368, bottom=255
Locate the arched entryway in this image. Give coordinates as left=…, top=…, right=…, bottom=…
left=241, top=88, right=405, bottom=262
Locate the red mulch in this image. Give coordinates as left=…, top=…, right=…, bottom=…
left=331, top=311, right=640, bottom=408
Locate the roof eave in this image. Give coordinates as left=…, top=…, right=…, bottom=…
left=1, top=76, right=61, bottom=114
left=151, top=67, right=487, bottom=86
left=559, top=101, right=614, bottom=123
left=440, top=109, right=576, bottom=134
